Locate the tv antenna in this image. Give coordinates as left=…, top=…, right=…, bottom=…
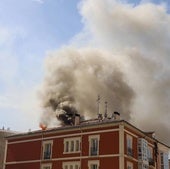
left=96, top=95, right=101, bottom=116
left=104, top=101, right=108, bottom=118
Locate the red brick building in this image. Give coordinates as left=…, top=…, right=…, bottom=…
left=0, top=129, right=16, bottom=169
left=4, top=114, right=170, bottom=169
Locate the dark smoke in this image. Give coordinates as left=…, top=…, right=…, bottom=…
left=39, top=0, right=170, bottom=145
left=39, top=48, right=134, bottom=126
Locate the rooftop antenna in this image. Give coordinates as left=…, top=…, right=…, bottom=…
left=96, top=95, right=101, bottom=116
left=104, top=101, right=108, bottom=118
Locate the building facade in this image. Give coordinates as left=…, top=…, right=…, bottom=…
left=0, top=129, right=16, bottom=169
left=4, top=118, right=170, bottom=169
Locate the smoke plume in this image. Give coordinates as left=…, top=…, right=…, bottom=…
left=39, top=48, right=134, bottom=125
left=39, top=0, right=170, bottom=145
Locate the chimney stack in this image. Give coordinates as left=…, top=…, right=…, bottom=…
left=74, top=114, right=80, bottom=126
left=113, top=111, right=120, bottom=120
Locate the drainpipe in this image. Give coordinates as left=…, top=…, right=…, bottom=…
left=79, top=126, right=83, bottom=169
left=40, top=130, right=44, bottom=169
left=119, top=122, right=124, bottom=169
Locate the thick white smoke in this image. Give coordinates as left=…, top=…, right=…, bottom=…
left=39, top=48, right=134, bottom=126
left=40, top=0, right=170, bottom=144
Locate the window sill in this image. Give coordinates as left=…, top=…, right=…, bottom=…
left=89, top=154, right=99, bottom=157
left=42, top=158, right=52, bottom=161
left=63, top=151, right=81, bottom=154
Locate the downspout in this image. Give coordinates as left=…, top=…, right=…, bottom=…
left=119, top=122, right=124, bottom=169
left=79, top=126, right=83, bottom=169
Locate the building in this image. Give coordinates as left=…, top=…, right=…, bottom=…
left=0, top=128, right=16, bottom=169
left=4, top=112, right=170, bottom=169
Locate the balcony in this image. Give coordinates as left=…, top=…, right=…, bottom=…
left=127, top=147, right=133, bottom=157
left=43, top=151, right=51, bottom=160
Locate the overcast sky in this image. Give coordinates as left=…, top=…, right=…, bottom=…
left=0, top=0, right=170, bottom=132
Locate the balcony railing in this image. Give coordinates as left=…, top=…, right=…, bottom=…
left=127, top=147, right=133, bottom=157
left=43, top=151, right=51, bottom=159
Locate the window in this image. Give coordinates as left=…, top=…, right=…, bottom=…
left=75, top=165, right=79, bottom=169
left=64, top=137, right=81, bottom=153
left=91, top=138, right=98, bottom=155
left=126, top=134, right=133, bottom=156
left=65, top=141, right=69, bottom=152
left=160, top=152, right=169, bottom=169
left=138, top=163, right=148, bottom=169
left=75, top=140, right=80, bottom=151
left=42, top=140, right=53, bottom=160
left=148, top=146, right=154, bottom=166
left=90, top=164, right=98, bottom=169
left=127, top=161, right=133, bottom=169
left=71, top=140, right=74, bottom=152
left=42, top=166, right=51, bottom=169
left=89, top=135, right=100, bottom=156
left=63, top=161, right=80, bottom=169
left=138, top=138, right=148, bottom=162
left=41, top=163, right=52, bottom=169
left=88, top=160, right=99, bottom=169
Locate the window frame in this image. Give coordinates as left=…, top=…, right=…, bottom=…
left=138, top=138, right=149, bottom=162
left=148, top=146, right=154, bottom=165
left=42, top=140, right=53, bottom=160
left=63, top=161, right=80, bottom=169
left=160, top=152, right=169, bottom=169
left=126, top=134, right=133, bottom=156
left=63, top=137, right=81, bottom=154
left=88, top=160, right=100, bottom=169
left=41, top=163, right=52, bottom=169
left=88, top=135, right=100, bottom=156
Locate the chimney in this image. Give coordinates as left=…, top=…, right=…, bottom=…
left=113, top=111, right=120, bottom=120
left=74, top=114, right=80, bottom=126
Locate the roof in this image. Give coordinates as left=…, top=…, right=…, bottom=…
left=6, top=118, right=122, bottom=138
left=6, top=118, right=170, bottom=148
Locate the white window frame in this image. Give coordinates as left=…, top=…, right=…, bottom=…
left=160, top=152, right=169, bottom=169
left=127, top=134, right=132, bottom=149
left=88, top=135, right=100, bottom=156
left=88, top=160, right=100, bottom=169
left=127, top=161, right=133, bottom=169
left=126, top=134, right=133, bottom=156
left=41, top=163, right=52, bottom=169
left=148, top=146, right=153, bottom=163
left=42, top=140, right=53, bottom=160
left=138, top=138, right=149, bottom=163
left=63, top=161, right=80, bottom=169
left=64, top=137, right=81, bottom=154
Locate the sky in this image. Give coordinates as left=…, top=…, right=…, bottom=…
left=0, top=0, right=82, bottom=131
left=0, top=0, right=170, bottom=143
